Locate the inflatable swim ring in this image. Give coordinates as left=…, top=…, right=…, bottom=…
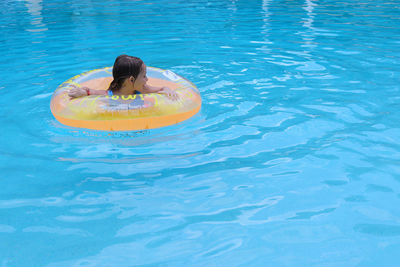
left=50, top=67, right=201, bottom=131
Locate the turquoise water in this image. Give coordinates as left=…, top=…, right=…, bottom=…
left=1, top=0, right=400, bottom=266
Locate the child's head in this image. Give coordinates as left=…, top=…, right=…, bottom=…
left=108, top=55, right=146, bottom=92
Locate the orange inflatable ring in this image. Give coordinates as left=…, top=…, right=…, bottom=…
left=50, top=66, right=201, bottom=131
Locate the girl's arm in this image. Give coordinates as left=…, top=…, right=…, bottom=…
left=140, top=84, right=179, bottom=100
left=68, top=86, right=106, bottom=98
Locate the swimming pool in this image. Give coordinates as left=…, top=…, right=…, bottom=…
left=1, top=0, right=400, bottom=265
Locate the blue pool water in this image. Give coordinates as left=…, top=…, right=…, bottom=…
left=1, top=0, right=400, bottom=266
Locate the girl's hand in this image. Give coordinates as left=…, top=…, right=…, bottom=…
left=68, top=85, right=89, bottom=98
left=159, top=87, right=179, bottom=101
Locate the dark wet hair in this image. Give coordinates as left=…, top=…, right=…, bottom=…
left=108, top=55, right=144, bottom=93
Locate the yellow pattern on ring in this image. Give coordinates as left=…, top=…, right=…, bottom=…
left=50, top=67, right=201, bottom=131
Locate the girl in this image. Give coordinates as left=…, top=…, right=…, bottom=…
left=68, top=55, right=178, bottom=100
